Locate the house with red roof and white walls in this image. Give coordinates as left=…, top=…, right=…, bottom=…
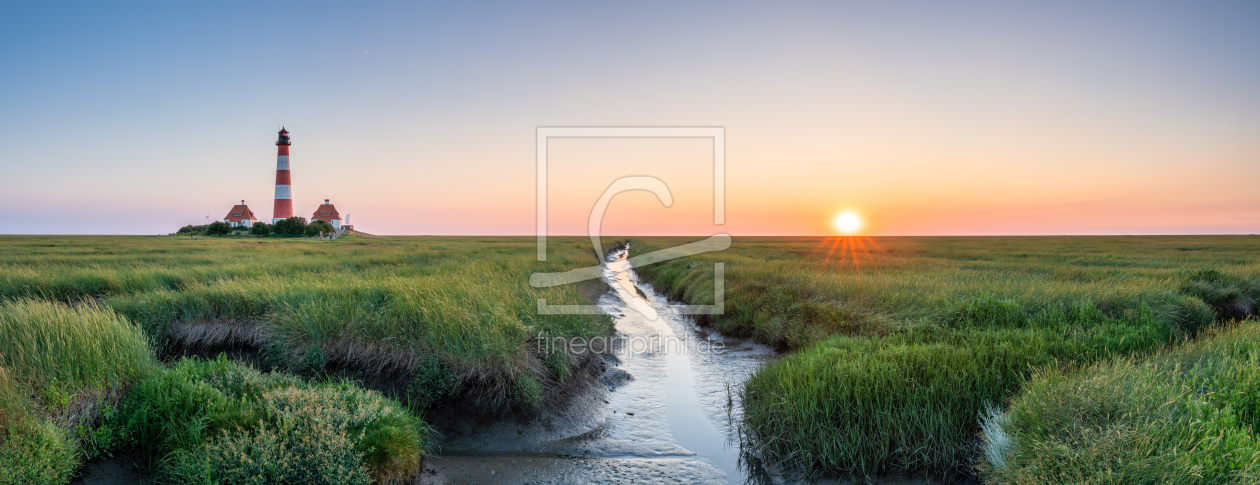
left=311, top=199, right=342, bottom=231
left=223, top=200, right=258, bottom=228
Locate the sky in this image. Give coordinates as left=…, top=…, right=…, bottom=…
left=1, top=1, right=1257, bottom=236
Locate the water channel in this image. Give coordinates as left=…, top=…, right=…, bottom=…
left=425, top=247, right=776, bottom=484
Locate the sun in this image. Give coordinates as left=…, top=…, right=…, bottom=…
left=834, top=212, right=862, bottom=234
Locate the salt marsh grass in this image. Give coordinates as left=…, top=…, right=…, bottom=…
left=0, top=300, right=153, bottom=484
left=980, top=320, right=1260, bottom=484
left=0, top=298, right=431, bottom=484
left=5, top=234, right=1256, bottom=483
left=633, top=236, right=1260, bottom=481
left=0, top=235, right=613, bottom=410
left=0, top=300, right=153, bottom=394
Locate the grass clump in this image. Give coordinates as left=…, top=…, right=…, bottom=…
left=0, top=299, right=153, bottom=485
left=1181, top=269, right=1260, bottom=324
left=980, top=320, right=1260, bottom=484
left=0, top=299, right=153, bottom=400
left=107, top=356, right=429, bottom=484
left=406, top=355, right=463, bottom=412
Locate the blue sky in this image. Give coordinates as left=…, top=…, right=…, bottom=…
left=1, top=1, right=1257, bottom=235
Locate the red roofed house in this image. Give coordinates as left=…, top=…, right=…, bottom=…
left=311, top=199, right=342, bottom=231
left=223, top=200, right=259, bottom=228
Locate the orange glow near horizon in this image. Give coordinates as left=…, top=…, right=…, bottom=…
left=2, top=4, right=1258, bottom=236
left=812, top=235, right=885, bottom=280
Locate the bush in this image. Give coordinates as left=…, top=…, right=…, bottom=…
left=170, top=416, right=372, bottom=485
left=205, top=221, right=232, bottom=236
left=0, top=419, right=79, bottom=485
left=272, top=217, right=308, bottom=237
left=176, top=224, right=206, bottom=235
left=249, top=222, right=272, bottom=236
left=107, top=357, right=428, bottom=484
left=979, top=321, right=1260, bottom=484
left=307, top=220, right=334, bottom=237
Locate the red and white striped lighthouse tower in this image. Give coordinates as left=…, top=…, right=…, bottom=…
left=271, top=127, right=293, bottom=223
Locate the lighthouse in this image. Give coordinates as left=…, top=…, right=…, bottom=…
left=272, top=128, right=293, bottom=223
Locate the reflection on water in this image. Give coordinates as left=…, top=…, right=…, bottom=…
left=425, top=247, right=775, bottom=484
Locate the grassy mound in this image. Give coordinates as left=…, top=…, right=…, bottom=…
left=980, top=320, right=1260, bottom=484
left=632, top=236, right=1260, bottom=481
left=0, top=299, right=153, bottom=485
left=102, top=356, right=428, bottom=484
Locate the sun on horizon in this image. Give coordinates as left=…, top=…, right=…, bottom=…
left=834, top=211, right=862, bottom=234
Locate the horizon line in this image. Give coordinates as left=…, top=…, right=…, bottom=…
left=1, top=233, right=1257, bottom=238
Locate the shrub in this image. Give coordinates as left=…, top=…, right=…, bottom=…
left=205, top=221, right=232, bottom=235
left=249, top=222, right=272, bottom=236
left=176, top=224, right=206, bottom=235
left=170, top=418, right=372, bottom=485
left=308, top=220, right=334, bottom=237
left=108, top=357, right=428, bottom=484
left=273, top=217, right=308, bottom=237
left=112, top=367, right=229, bottom=463
left=0, top=419, right=79, bottom=485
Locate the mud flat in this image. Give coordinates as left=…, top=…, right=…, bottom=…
left=69, top=454, right=145, bottom=485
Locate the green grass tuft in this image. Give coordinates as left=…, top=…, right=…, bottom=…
left=980, top=320, right=1260, bottom=484
left=1181, top=269, right=1260, bottom=323
left=0, top=299, right=153, bottom=485
left=406, top=355, right=463, bottom=412
left=0, top=299, right=153, bottom=397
